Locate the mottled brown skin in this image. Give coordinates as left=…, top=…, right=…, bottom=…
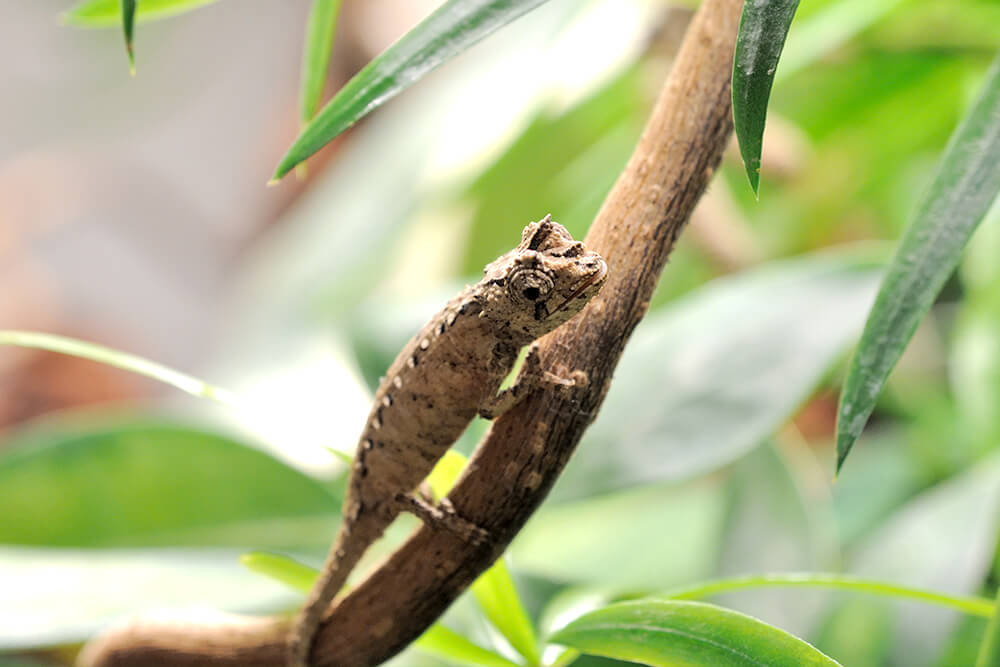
left=289, top=216, right=607, bottom=667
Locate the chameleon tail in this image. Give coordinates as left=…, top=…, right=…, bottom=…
left=287, top=512, right=386, bottom=667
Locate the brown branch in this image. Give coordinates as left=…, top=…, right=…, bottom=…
left=79, top=0, right=742, bottom=664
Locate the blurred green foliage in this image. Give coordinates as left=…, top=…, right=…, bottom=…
left=4, top=0, right=1000, bottom=665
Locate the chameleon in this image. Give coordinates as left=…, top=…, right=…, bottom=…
left=288, top=215, right=607, bottom=667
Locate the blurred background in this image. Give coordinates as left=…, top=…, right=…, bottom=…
left=1, top=1, right=998, bottom=666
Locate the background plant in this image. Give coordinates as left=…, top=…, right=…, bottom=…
left=0, top=1, right=998, bottom=666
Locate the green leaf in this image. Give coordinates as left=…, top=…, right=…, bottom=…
left=413, top=624, right=523, bottom=667
left=64, top=0, right=221, bottom=26
left=300, top=0, right=343, bottom=122
left=835, top=54, right=1000, bottom=471
left=0, top=416, right=337, bottom=547
left=732, top=0, right=800, bottom=195
left=122, top=0, right=136, bottom=74
left=550, top=600, right=842, bottom=666
left=471, top=561, right=540, bottom=666
left=976, top=588, right=1000, bottom=667
left=0, top=330, right=239, bottom=409
left=271, top=0, right=554, bottom=180
left=553, top=250, right=883, bottom=500
left=240, top=551, right=318, bottom=593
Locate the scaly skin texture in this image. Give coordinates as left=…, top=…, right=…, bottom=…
left=289, top=216, right=607, bottom=667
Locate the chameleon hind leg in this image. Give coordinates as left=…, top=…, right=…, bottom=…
left=395, top=493, right=488, bottom=545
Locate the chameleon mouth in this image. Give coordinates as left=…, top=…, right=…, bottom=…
left=546, top=258, right=608, bottom=319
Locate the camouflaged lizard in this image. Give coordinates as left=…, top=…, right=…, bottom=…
left=289, top=216, right=607, bottom=667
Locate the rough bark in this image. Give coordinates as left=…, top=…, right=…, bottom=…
left=79, top=0, right=742, bottom=664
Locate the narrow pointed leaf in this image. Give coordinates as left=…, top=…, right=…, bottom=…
left=272, top=0, right=552, bottom=180
left=550, top=600, right=841, bottom=667
left=300, top=0, right=342, bottom=122
left=835, top=54, right=1000, bottom=471
left=65, top=0, right=221, bottom=25
left=732, top=0, right=800, bottom=195
left=471, top=562, right=541, bottom=665
left=122, top=0, right=136, bottom=74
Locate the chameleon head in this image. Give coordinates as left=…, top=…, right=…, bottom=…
left=478, top=215, right=608, bottom=341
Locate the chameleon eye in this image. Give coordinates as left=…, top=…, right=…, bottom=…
left=508, top=269, right=553, bottom=305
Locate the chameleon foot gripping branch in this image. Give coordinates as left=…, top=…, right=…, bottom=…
left=288, top=216, right=607, bottom=667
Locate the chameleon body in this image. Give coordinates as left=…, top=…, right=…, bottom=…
left=289, top=216, right=607, bottom=667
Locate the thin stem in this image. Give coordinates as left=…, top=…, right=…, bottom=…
left=661, top=573, right=994, bottom=618
left=0, top=330, right=240, bottom=409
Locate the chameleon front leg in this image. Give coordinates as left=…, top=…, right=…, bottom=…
left=478, top=345, right=578, bottom=420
